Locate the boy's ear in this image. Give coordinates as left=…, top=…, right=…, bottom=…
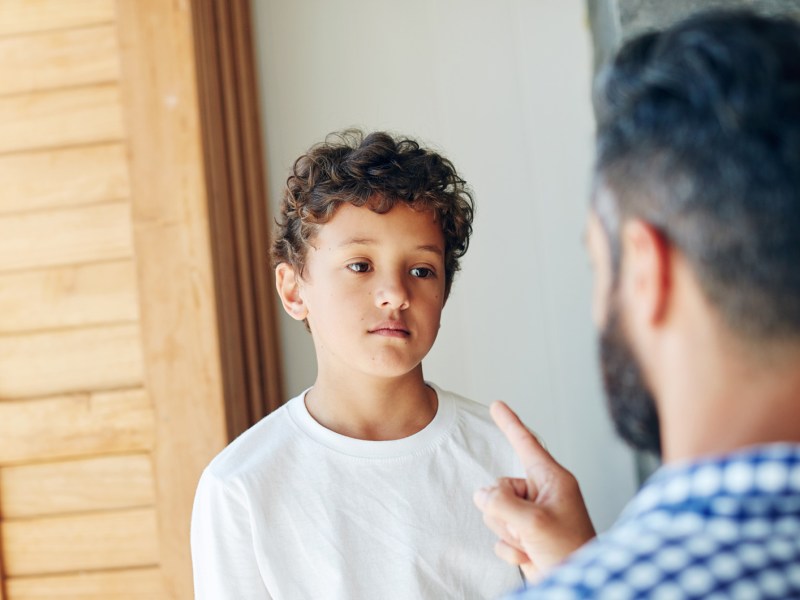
left=275, top=263, right=308, bottom=321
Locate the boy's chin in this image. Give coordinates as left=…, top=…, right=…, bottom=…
left=357, top=356, right=427, bottom=380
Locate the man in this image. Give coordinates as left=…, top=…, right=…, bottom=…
left=475, top=9, right=800, bottom=598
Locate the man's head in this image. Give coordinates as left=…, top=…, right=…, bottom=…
left=588, top=11, right=800, bottom=454
left=271, top=130, right=474, bottom=300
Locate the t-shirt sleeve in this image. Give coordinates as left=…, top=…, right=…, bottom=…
left=190, top=467, right=272, bottom=599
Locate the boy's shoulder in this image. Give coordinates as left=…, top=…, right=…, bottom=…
left=435, top=383, right=497, bottom=430
left=434, top=385, right=507, bottom=440
left=441, top=386, right=491, bottom=418
left=434, top=384, right=523, bottom=474
left=203, top=391, right=307, bottom=482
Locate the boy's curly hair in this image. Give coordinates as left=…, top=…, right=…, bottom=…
left=271, top=130, right=475, bottom=299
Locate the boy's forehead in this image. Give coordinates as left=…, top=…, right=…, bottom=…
left=315, top=203, right=444, bottom=249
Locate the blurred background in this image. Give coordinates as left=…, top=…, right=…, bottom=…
left=2, top=0, right=795, bottom=598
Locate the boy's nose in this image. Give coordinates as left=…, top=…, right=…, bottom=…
left=375, top=276, right=410, bottom=310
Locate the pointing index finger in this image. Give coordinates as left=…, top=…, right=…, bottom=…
left=490, top=401, right=554, bottom=475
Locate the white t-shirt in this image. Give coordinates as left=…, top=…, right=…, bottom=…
left=191, top=383, right=524, bottom=599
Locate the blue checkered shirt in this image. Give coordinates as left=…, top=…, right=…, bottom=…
left=508, top=444, right=800, bottom=599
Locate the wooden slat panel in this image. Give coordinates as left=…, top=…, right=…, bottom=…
left=0, top=0, right=114, bottom=38
left=0, top=143, right=129, bottom=214
left=0, top=84, right=123, bottom=155
left=2, top=508, right=159, bottom=577
left=0, top=389, right=153, bottom=465
left=0, top=260, right=138, bottom=334
left=0, top=325, right=143, bottom=400
left=0, top=454, right=155, bottom=519
left=0, top=25, right=119, bottom=97
left=5, top=567, right=165, bottom=600
left=0, top=202, right=132, bottom=272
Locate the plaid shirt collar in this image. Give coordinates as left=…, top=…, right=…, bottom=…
left=618, top=443, right=800, bottom=526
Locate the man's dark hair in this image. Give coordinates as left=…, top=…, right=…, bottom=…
left=271, top=129, right=474, bottom=299
left=594, top=10, right=800, bottom=339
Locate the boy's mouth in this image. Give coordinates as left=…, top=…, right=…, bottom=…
left=368, top=321, right=411, bottom=338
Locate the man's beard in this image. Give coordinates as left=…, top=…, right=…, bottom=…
left=599, top=292, right=662, bottom=456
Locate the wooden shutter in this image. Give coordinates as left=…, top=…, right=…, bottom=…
left=0, top=1, right=283, bottom=597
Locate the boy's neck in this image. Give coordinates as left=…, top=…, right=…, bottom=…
left=304, top=367, right=438, bottom=441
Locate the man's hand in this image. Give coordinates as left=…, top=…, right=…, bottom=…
left=474, top=401, right=596, bottom=582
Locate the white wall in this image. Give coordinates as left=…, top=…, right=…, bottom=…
left=252, top=0, right=637, bottom=531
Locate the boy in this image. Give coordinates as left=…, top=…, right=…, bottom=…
left=191, top=130, right=523, bottom=599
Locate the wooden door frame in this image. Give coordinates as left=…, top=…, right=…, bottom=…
left=191, top=0, right=285, bottom=440
left=116, top=0, right=284, bottom=596
left=0, top=522, right=5, bottom=600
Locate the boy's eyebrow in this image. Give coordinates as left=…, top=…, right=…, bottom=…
left=416, top=244, right=443, bottom=256
left=339, top=237, right=375, bottom=247
left=338, top=238, right=443, bottom=255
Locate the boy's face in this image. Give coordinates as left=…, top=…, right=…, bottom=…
left=278, top=202, right=447, bottom=380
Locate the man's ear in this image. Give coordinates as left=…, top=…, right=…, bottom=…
left=275, top=263, right=308, bottom=321
left=620, top=219, right=671, bottom=327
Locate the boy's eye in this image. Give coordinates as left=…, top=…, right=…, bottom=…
left=347, top=262, right=371, bottom=273
left=410, top=267, right=434, bottom=278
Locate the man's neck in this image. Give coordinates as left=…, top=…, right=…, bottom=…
left=658, top=329, right=800, bottom=464
left=304, top=366, right=438, bottom=441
